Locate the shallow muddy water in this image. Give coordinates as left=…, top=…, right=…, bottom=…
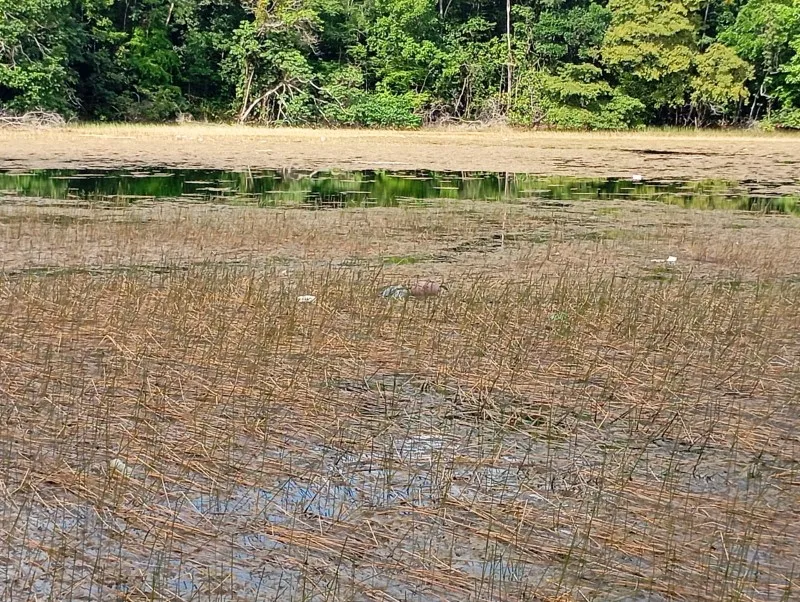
left=0, top=167, right=798, bottom=213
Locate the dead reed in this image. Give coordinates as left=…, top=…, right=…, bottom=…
left=0, top=197, right=798, bottom=601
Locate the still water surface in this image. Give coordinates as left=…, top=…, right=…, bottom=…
left=0, top=168, right=797, bottom=213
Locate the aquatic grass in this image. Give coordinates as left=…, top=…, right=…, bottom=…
left=0, top=197, right=798, bottom=601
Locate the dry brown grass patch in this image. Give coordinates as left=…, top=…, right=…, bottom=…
left=0, top=197, right=799, bottom=601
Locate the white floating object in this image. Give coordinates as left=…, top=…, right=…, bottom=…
left=297, top=295, right=317, bottom=303
left=380, top=285, right=410, bottom=299
left=666, top=256, right=677, bottom=264
left=109, top=458, right=133, bottom=478
left=632, top=174, right=644, bottom=182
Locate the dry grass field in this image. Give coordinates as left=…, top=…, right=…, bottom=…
left=0, top=126, right=799, bottom=601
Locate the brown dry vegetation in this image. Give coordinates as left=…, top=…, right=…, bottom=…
left=0, top=190, right=799, bottom=602
left=2, top=125, right=800, bottom=192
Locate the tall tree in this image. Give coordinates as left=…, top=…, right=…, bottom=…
left=720, top=0, right=800, bottom=122
left=224, top=0, right=321, bottom=123
left=0, top=0, right=76, bottom=113
left=0, top=0, right=789, bottom=128
left=602, top=0, right=701, bottom=112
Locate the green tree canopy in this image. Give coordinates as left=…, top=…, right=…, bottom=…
left=0, top=0, right=75, bottom=113
left=0, top=0, right=795, bottom=127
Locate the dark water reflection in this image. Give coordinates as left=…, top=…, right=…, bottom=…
left=0, top=168, right=797, bottom=213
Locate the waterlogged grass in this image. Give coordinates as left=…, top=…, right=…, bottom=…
left=0, top=198, right=799, bottom=601
left=383, top=254, right=434, bottom=265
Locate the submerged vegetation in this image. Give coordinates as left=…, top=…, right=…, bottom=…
left=2, top=0, right=800, bottom=129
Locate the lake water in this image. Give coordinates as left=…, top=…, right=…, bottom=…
left=0, top=167, right=797, bottom=213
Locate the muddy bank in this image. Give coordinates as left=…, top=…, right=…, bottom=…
left=1, top=125, right=800, bottom=192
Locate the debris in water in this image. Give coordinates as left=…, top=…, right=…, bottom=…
left=651, top=255, right=678, bottom=265
left=109, top=458, right=133, bottom=478
left=380, top=281, right=448, bottom=299
left=408, top=280, right=447, bottom=297
left=632, top=174, right=644, bottom=182
left=297, top=295, right=317, bottom=303
left=380, top=285, right=410, bottom=300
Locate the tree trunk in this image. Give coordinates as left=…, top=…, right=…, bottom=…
left=239, top=65, right=254, bottom=122
left=506, top=0, right=513, bottom=99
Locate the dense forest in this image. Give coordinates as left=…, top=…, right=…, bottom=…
left=1, top=0, right=799, bottom=129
